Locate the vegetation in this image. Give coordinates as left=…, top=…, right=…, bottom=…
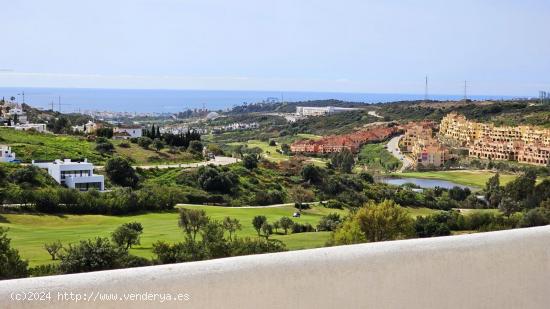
left=357, top=143, right=401, bottom=172
left=0, top=227, right=28, bottom=279
left=0, top=128, right=199, bottom=165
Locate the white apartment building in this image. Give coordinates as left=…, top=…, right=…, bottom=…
left=33, top=159, right=105, bottom=191
left=0, top=145, right=17, bottom=163
left=295, top=106, right=361, bottom=117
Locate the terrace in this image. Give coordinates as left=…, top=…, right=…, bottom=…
left=0, top=226, right=548, bottom=308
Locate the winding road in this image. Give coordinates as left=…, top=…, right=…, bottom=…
left=387, top=135, right=413, bottom=172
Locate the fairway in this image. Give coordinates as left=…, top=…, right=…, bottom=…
left=227, top=138, right=328, bottom=166
left=0, top=205, right=347, bottom=266
left=397, top=170, right=517, bottom=188
left=227, top=140, right=289, bottom=162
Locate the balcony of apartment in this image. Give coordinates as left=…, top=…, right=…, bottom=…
left=0, top=226, right=548, bottom=308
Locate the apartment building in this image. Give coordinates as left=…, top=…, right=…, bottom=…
left=440, top=112, right=550, bottom=165
left=401, top=121, right=435, bottom=152
left=408, top=136, right=450, bottom=167
left=291, top=125, right=396, bottom=154
left=33, top=159, right=105, bottom=191
left=468, top=139, right=521, bottom=161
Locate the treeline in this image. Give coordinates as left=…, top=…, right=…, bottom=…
left=0, top=209, right=286, bottom=280
left=143, top=124, right=201, bottom=148
left=328, top=199, right=550, bottom=247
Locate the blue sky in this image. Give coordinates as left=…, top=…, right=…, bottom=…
left=1, top=0, right=549, bottom=96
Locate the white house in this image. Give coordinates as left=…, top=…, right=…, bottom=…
left=113, top=126, right=142, bottom=139
left=0, top=145, right=17, bottom=163
left=13, top=123, right=47, bottom=132
left=33, top=159, right=105, bottom=191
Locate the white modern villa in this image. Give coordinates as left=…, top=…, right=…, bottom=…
left=32, top=159, right=105, bottom=191
left=0, top=145, right=17, bottom=163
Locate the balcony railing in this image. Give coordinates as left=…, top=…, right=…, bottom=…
left=0, top=226, right=548, bottom=308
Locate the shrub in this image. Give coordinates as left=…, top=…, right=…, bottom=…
left=137, top=137, right=153, bottom=149
left=291, top=222, right=315, bottom=233
left=317, top=213, right=342, bottom=231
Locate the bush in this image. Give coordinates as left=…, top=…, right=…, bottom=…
left=317, top=213, right=342, bottom=231
left=28, top=264, right=60, bottom=277
left=137, top=137, right=153, bottom=149
left=105, top=157, right=139, bottom=188
left=59, top=237, right=124, bottom=274
left=0, top=227, right=29, bottom=279
left=242, top=154, right=259, bottom=169
left=291, top=222, right=315, bottom=233
left=323, top=199, right=345, bottom=209
left=197, top=165, right=238, bottom=194
left=118, top=142, right=131, bottom=148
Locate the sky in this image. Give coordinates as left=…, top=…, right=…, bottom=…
left=1, top=0, right=549, bottom=96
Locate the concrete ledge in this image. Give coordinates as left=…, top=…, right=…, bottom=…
left=1, top=226, right=549, bottom=309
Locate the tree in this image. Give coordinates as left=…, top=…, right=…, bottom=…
left=449, top=186, right=471, bottom=202
left=317, top=213, right=342, bottom=231
left=504, top=171, right=536, bottom=206
left=197, top=165, right=238, bottom=193
left=242, top=154, right=259, bottom=169
left=518, top=207, right=550, bottom=227
left=179, top=208, right=209, bottom=240
left=290, top=187, right=315, bottom=212
left=95, top=141, right=114, bottom=154
left=153, top=138, right=164, bottom=152
left=0, top=228, right=28, bottom=279
left=279, top=217, right=293, bottom=235
left=58, top=237, right=123, bottom=274
left=104, top=157, right=139, bottom=188
left=301, top=164, right=323, bottom=184
left=261, top=222, right=273, bottom=239
left=188, top=140, right=204, bottom=154
left=222, top=217, right=241, bottom=241
left=498, top=197, right=521, bottom=217
left=273, top=221, right=280, bottom=234
left=252, top=215, right=267, bottom=236
left=330, top=148, right=355, bottom=173
left=111, top=222, right=143, bottom=250
left=137, top=137, right=153, bottom=149
left=11, top=165, right=40, bottom=187
left=331, top=200, right=414, bottom=244
left=44, top=240, right=63, bottom=260
left=281, top=143, right=291, bottom=155
left=486, top=173, right=500, bottom=195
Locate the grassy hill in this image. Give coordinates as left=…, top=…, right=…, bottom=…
left=0, top=128, right=105, bottom=163
left=0, top=128, right=199, bottom=165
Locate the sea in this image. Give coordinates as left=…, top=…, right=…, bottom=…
left=0, top=87, right=517, bottom=113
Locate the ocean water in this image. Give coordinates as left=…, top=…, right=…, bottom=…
left=0, top=87, right=514, bottom=113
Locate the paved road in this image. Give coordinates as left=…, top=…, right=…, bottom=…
left=367, top=110, right=384, bottom=119
left=94, top=156, right=239, bottom=170
left=177, top=201, right=325, bottom=209
left=135, top=156, right=238, bottom=170
left=387, top=135, right=413, bottom=172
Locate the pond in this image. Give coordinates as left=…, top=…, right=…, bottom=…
left=379, top=177, right=479, bottom=191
